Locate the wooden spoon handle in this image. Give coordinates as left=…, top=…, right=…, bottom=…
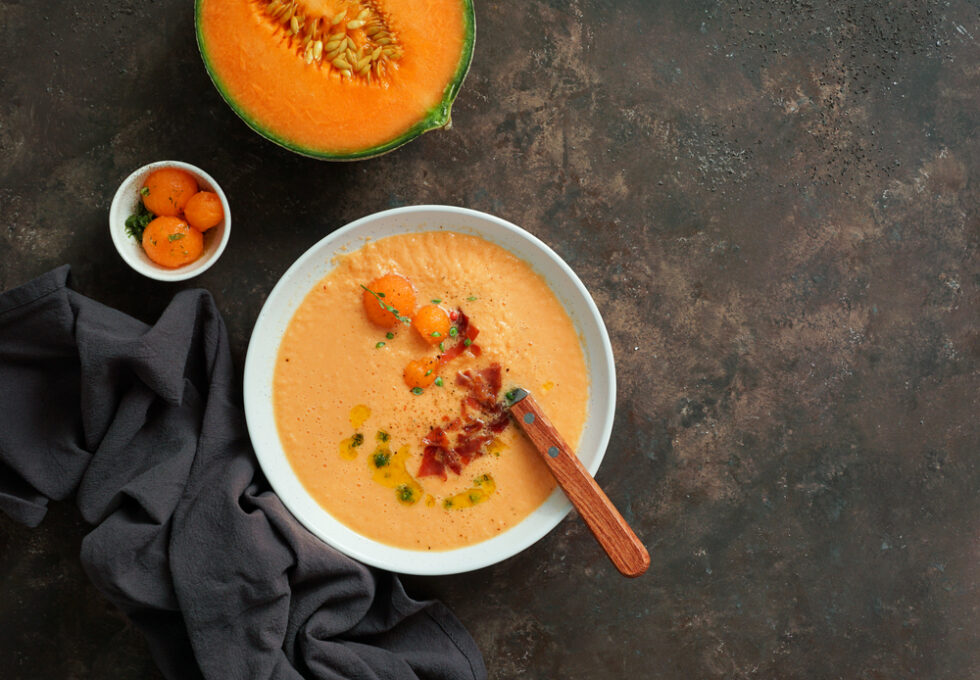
left=509, top=394, right=650, bottom=577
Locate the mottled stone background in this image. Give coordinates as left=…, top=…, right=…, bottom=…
left=1, top=0, right=977, bottom=678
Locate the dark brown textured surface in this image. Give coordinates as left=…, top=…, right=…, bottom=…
left=1, top=1, right=978, bottom=678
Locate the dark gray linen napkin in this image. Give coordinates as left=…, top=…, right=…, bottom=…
left=0, top=266, right=487, bottom=680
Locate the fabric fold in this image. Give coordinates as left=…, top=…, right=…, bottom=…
left=0, top=267, right=486, bottom=680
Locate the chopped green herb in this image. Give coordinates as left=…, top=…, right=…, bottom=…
left=504, top=389, right=517, bottom=403
left=167, top=232, right=185, bottom=242
left=438, top=342, right=445, bottom=353
left=467, top=296, right=478, bottom=301
left=360, top=285, right=411, bottom=325
left=385, top=332, right=394, bottom=339
left=376, top=431, right=390, bottom=443
left=425, top=369, right=432, bottom=376
left=431, top=298, right=442, bottom=304
left=411, top=387, right=424, bottom=395
left=463, top=338, right=472, bottom=347
left=140, top=186, right=150, bottom=197
left=430, top=331, right=441, bottom=338
left=449, top=327, right=458, bottom=337
left=468, top=493, right=481, bottom=503
left=375, top=341, right=386, bottom=349
left=372, top=450, right=391, bottom=467
left=351, top=433, right=364, bottom=447
left=124, top=201, right=155, bottom=242
left=443, top=499, right=454, bottom=509
left=434, top=377, right=444, bottom=387
left=397, top=485, right=415, bottom=502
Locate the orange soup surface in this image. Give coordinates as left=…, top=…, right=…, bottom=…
left=273, top=231, right=589, bottom=550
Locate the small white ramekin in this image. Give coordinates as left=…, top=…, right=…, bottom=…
left=109, top=160, right=231, bottom=282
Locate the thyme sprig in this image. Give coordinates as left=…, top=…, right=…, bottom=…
left=360, top=284, right=412, bottom=325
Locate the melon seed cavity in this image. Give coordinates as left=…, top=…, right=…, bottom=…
left=257, top=0, right=404, bottom=82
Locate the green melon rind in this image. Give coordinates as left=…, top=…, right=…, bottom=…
left=194, top=0, right=475, bottom=161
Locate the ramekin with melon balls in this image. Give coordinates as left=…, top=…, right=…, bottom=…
left=110, top=160, right=232, bottom=281
left=130, top=168, right=225, bottom=269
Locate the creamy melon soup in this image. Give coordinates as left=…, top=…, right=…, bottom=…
left=273, top=231, right=589, bottom=550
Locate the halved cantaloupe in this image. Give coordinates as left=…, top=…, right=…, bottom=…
left=195, top=0, right=475, bottom=160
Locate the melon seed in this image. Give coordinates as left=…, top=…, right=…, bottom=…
left=255, top=0, right=403, bottom=83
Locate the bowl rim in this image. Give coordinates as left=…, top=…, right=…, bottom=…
left=108, top=160, right=231, bottom=282
left=243, top=205, right=616, bottom=574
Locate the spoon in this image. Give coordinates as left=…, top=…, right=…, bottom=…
left=505, top=388, right=650, bottom=577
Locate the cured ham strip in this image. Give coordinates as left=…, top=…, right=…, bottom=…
left=417, top=362, right=510, bottom=479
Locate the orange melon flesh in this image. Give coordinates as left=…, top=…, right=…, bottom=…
left=197, top=0, right=471, bottom=157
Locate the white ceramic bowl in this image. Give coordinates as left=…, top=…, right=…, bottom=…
left=243, top=206, right=616, bottom=574
left=109, top=160, right=231, bottom=281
